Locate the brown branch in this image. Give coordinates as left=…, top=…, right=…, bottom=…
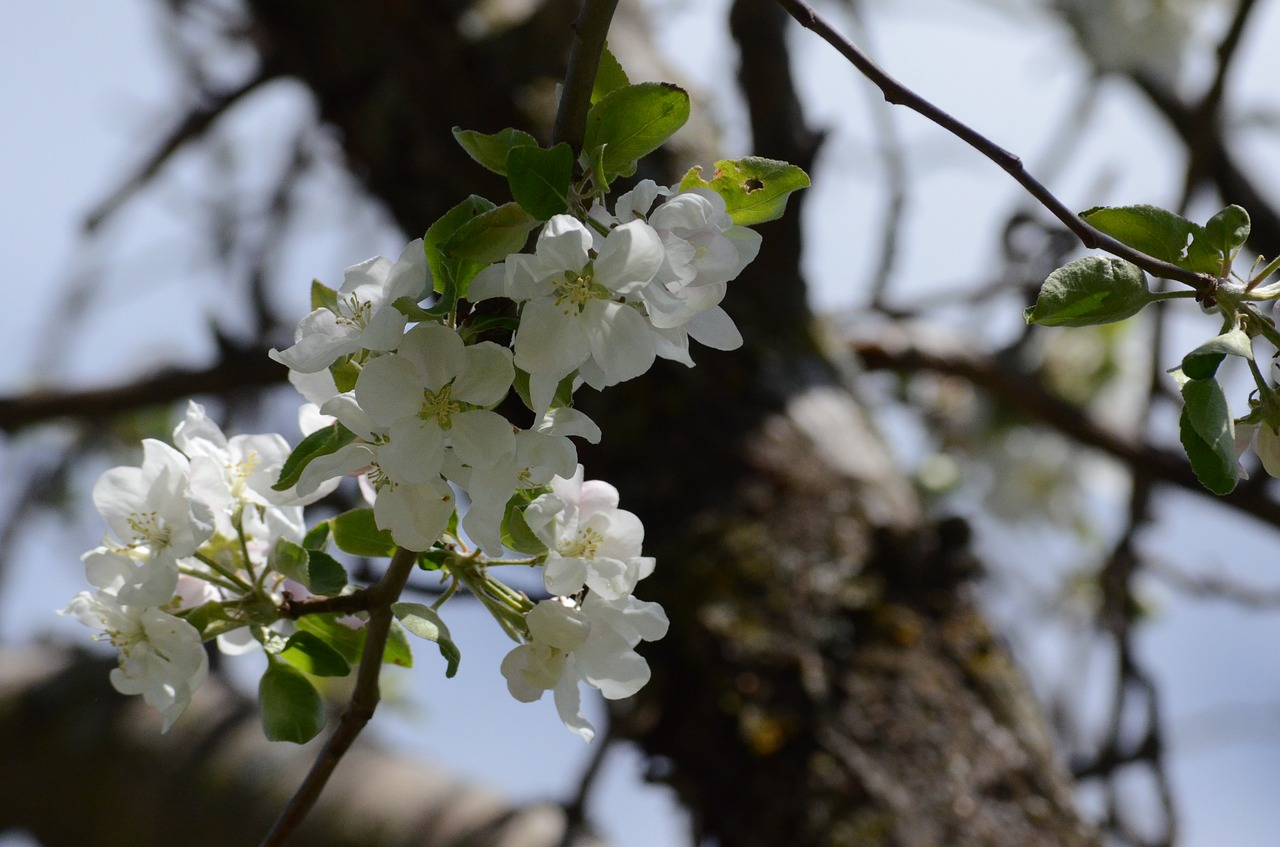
left=773, top=0, right=1219, bottom=294
left=849, top=324, right=1280, bottom=530
left=550, top=0, right=621, bottom=151
left=260, top=546, right=419, bottom=847
left=0, top=345, right=285, bottom=434
left=278, top=591, right=370, bottom=620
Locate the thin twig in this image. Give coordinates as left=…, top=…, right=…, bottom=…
left=773, top=0, right=1219, bottom=294
left=551, top=0, right=621, bottom=151
left=259, top=546, right=419, bottom=847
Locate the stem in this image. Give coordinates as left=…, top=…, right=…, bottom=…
left=1149, top=290, right=1200, bottom=302
left=550, top=0, right=621, bottom=151
left=259, top=546, right=418, bottom=847
left=772, top=0, right=1219, bottom=295
left=193, top=550, right=255, bottom=593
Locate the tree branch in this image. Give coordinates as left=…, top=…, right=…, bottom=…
left=772, top=0, right=1220, bottom=294
left=551, top=0, right=621, bottom=151
left=260, top=546, right=419, bottom=847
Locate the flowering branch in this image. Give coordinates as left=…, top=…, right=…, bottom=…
left=772, top=0, right=1218, bottom=295
left=259, top=545, right=418, bottom=847
left=278, top=591, right=370, bottom=620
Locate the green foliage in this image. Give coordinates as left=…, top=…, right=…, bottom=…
left=310, top=279, right=339, bottom=313
left=507, top=143, right=574, bottom=220
left=584, top=82, right=690, bottom=182
left=425, top=195, right=496, bottom=310
left=273, top=422, right=356, bottom=492
left=279, top=631, right=351, bottom=677
left=452, top=127, right=539, bottom=176
left=295, top=612, right=414, bottom=669
left=331, top=508, right=396, bottom=558
left=591, top=44, right=630, bottom=104
left=1179, top=377, right=1238, bottom=495
left=269, top=539, right=349, bottom=596
left=259, top=659, right=326, bottom=744
left=1180, top=327, right=1253, bottom=380
left=1024, top=256, right=1154, bottom=327
left=392, top=602, right=461, bottom=677
left=442, top=202, right=538, bottom=264
left=1080, top=203, right=1249, bottom=277
left=678, top=157, right=811, bottom=226
left=501, top=496, right=546, bottom=555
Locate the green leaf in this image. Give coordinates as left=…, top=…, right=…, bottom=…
left=279, top=631, right=351, bottom=677
left=1179, top=377, right=1238, bottom=494
left=274, top=423, right=356, bottom=492
left=331, top=508, right=396, bottom=558
left=295, top=612, right=411, bottom=668
left=302, top=520, right=331, bottom=552
left=425, top=195, right=495, bottom=304
left=442, top=202, right=538, bottom=264
left=501, top=498, right=547, bottom=555
left=1204, top=204, right=1250, bottom=257
left=678, top=157, right=811, bottom=226
left=592, top=44, right=630, bottom=104
left=310, top=279, right=339, bottom=313
left=584, top=82, right=690, bottom=181
left=507, top=143, right=573, bottom=220
left=182, top=601, right=237, bottom=641
left=269, top=539, right=349, bottom=596
left=1025, top=257, right=1154, bottom=327
left=392, top=602, right=461, bottom=677
left=305, top=550, right=349, bottom=596
left=1180, top=327, right=1254, bottom=380
left=452, top=127, right=539, bottom=176
left=259, top=660, right=326, bottom=744
left=329, top=358, right=360, bottom=393
left=1081, top=205, right=1202, bottom=268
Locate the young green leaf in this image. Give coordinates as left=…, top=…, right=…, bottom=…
left=425, top=195, right=495, bottom=304
left=310, top=279, right=339, bottom=313
left=259, top=660, right=326, bottom=744
left=279, top=631, right=351, bottom=677
left=331, top=508, right=396, bottom=558
left=269, top=538, right=311, bottom=586
left=442, top=202, right=538, bottom=264
left=273, top=422, right=356, bottom=492
left=1080, top=205, right=1207, bottom=270
left=506, top=143, right=573, bottom=220
left=501, top=498, right=547, bottom=555
left=678, top=157, right=811, bottom=226
left=1203, top=204, right=1250, bottom=257
left=295, top=612, right=412, bottom=668
left=302, top=520, right=332, bottom=552
left=305, top=550, right=349, bottom=596
left=583, top=82, right=690, bottom=181
left=592, top=43, right=630, bottom=104
left=392, top=602, right=461, bottom=677
left=452, top=127, right=539, bottom=176
left=1180, top=327, right=1254, bottom=380
left=1179, top=377, right=1238, bottom=495
left=1024, top=257, right=1154, bottom=327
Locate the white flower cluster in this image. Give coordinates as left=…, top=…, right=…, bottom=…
left=65, top=179, right=764, bottom=739
left=501, top=468, right=668, bottom=740
left=61, top=402, right=331, bottom=729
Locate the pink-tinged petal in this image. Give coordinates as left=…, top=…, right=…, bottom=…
left=595, top=220, right=664, bottom=291
left=356, top=355, right=423, bottom=426
left=528, top=601, right=590, bottom=652
left=650, top=191, right=717, bottom=232
left=269, top=309, right=350, bottom=373
left=454, top=342, right=514, bottom=406
left=576, top=478, right=621, bottom=518
left=536, top=216, right=592, bottom=272
left=575, top=626, right=650, bottom=700
left=582, top=301, right=656, bottom=385
left=543, top=554, right=589, bottom=597
left=725, top=225, right=762, bottom=270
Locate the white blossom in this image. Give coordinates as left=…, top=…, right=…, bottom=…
left=270, top=239, right=428, bottom=373
left=61, top=591, right=208, bottom=732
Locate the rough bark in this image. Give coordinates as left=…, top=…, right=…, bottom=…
left=4, top=1, right=1101, bottom=845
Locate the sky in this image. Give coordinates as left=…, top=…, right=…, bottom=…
left=5, top=1, right=1280, bottom=845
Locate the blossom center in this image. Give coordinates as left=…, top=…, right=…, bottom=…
left=127, top=510, right=172, bottom=550
left=335, top=294, right=373, bottom=329
left=560, top=527, right=604, bottom=559
left=553, top=267, right=608, bottom=315
left=419, top=384, right=462, bottom=428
